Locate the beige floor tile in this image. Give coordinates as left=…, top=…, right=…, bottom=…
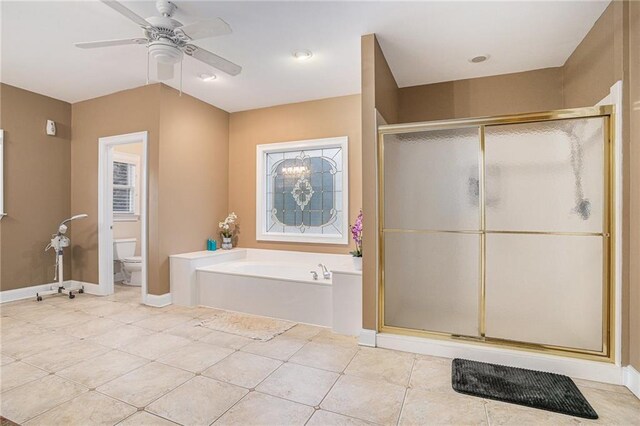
left=1, top=331, right=77, bottom=359
left=133, top=313, right=193, bottom=332
left=97, top=362, right=193, bottom=408
left=80, top=301, right=131, bottom=317
left=24, top=391, right=136, bottom=426
left=307, top=410, right=374, bottom=425
left=0, top=375, right=87, bottom=424
left=199, top=330, right=254, bottom=350
left=202, top=351, right=282, bottom=389
left=31, top=310, right=95, bottom=329
left=345, top=346, right=414, bottom=386
left=22, top=339, right=110, bottom=372
left=147, top=376, right=248, bottom=425
left=120, top=332, right=191, bottom=360
left=214, top=392, right=314, bottom=426
left=117, top=411, right=178, bottom=425
left=0, top=321, right=47, bottom=343
left=0, top=353, right=16, bottom=366
left=257, top=363, right=339, bottom=406
left=88, top=324, right=154, bottom=349
left=573, top=378, right=635, bottom=396
left=282, top=324, right=325, bottom=340
left=289, top=341, right=358, bottom=372
left=157, top=341, right=234, bottom=373
left=56, top=350, right=149, bottom=388
left=0, top=361, right=48, bottom=392
left=163, top=305, right=205, bottom=317
left=577, top=386, right=640, bottom=424
left=5, top=303, right=60, bottom=322
left=241, top=337, right=307, bottom=361
left=105, top=305, right=160, bottom=324
left=321, top=374, right=406, bottom=425
left=163, top=319, right=213, bottom=340
left=61, top=317, right=122, bottom=339
left=400, top=388, right=488, bottom=425
left=312, top=329, right=359, bottom=348
left=485, top=400, right=580, bottom=425
left=409, top=355, right=453, bottom=393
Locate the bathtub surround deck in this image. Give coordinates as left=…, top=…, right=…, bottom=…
left=170, top=248, right=362, bottom=335
left=1, top=290, right=639, bottom=425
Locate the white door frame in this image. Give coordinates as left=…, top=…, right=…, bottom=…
left=98, top=131, right=149, bottom=303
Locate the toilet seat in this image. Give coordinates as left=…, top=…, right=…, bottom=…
left=122, top=256, right=142, bottom=264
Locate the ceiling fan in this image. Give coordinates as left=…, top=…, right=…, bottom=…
left=75, top=0, right=241, bottom=81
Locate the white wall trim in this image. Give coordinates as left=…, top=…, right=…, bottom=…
left=98, top=131, right=148, bottom=304
left=624, top=365, right=640, bottom=399
left=145, top=293, right=172, bottom=308
left=377, top=332, right=624, bottom=385
left=358, top=328, right=377, bottom=347
left=0, top=280, right=102, bottom=303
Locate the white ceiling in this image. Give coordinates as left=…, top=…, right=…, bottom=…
left=1, top=1, right=610, bottom=112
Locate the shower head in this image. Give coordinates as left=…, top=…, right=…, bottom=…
left=58, top=214, right=88, bottom=234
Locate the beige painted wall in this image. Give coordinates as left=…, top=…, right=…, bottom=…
left=157, top=85, right=229, bottom=295
left=398, top=67, right=564, bottom=123
left=112, top=142, right=143, bottom=257
left=228, top=94, right=361, bottom=254
left=71, top=84, right=229, bottom=295
left=0, top=84, right=72, bottom=291
left=71, top=84, right=161, bottom=291
left=361, top=34, right=399, bottom=330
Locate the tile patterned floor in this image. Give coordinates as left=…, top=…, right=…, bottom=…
left=1, top=285, right=639, bottom=425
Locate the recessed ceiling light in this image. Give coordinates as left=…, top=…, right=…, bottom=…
left=469, top=55, right=490, bottom=63
left=292, top=50, right=313, bottom=61
left=199, top=73, right=217, bottom=81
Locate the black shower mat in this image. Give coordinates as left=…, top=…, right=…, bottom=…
left=452, top=358, right=598, bottom=420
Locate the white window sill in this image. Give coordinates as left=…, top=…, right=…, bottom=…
left=114, top=215, right=140, bottom=222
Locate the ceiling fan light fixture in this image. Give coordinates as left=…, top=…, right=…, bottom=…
left=199, top=73, right=217, bottom=81
left=293, top=50, right=313, bottom=61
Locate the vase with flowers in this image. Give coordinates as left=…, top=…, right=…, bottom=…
left=350, top=210, right=363, bottom=271
left=219, top=212, right=238, bottom=250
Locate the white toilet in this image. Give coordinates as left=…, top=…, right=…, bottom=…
left=113, top=238, right=142, bottom=286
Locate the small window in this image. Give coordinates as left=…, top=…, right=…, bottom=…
left=112, top=152, right=140, bottom=219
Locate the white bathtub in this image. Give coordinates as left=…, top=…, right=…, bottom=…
left=170, top=248, right=362, bottom=334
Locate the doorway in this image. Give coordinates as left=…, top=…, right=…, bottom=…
left=98, top=131, right=148, bottom=303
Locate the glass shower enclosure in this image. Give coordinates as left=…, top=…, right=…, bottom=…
left=377, top=106, right=614, bottom=361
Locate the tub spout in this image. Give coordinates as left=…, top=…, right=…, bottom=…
left=318, top=263, right=331, bottom=280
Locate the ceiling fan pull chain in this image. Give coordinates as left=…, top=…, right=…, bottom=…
left=179, top=58, right=183, bottom=96
left=146, top=49, right=150, bottom=85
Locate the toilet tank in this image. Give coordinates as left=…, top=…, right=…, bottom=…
left=114, top=238, right=136, bottom=260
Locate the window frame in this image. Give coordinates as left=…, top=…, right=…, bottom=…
left=112, top=151, right=140, bottom=221
left=256, top=136, right=349, bottom=245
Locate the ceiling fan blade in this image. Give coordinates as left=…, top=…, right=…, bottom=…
left=175, top=18, right=232, bottom=41
left=184, top=45, right=241, bottom=76
left=75, top=38, right=147, bottom=49
left=100, top=0, right=152, bottom=28
left=157, top=62, right=175, bottom=81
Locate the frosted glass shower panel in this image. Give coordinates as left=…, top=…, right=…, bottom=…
left=484, top=118, right=605, bottom=233
left=384, top=232, right=480, bottom=336
left=485, top=233, right=604, bottom=352
left=384, top=128, right=480, bottom=230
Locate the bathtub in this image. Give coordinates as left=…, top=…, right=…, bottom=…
left=169, top=248, right=362, bottom=334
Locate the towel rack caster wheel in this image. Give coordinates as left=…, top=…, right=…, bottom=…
left=36, top=294, right=43, bottom=302
left=78, top=288, right=84, bottom=294
left=68, top=292, right=75, bottom=299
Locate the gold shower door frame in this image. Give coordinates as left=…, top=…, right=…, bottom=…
left=377, top=105, right=615, bottom=362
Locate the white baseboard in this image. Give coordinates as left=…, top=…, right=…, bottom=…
left=358, top=329, right=377, bottom=347
left=376, top=332, right=624, bottom=385
left=624, top=365, right=640, bottom=399
left=0, top=280, right=104, bottom=303
left=145, top=292, right=172, bottom=307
